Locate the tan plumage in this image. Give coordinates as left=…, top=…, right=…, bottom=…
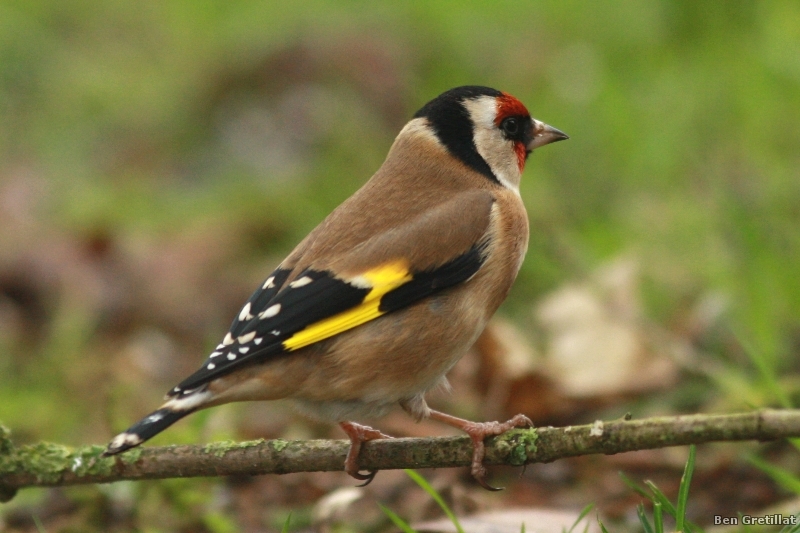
left=104, top=85, right=568, bottom=489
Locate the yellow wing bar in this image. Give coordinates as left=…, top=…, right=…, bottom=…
left=282, top=260, right=412, bottom=351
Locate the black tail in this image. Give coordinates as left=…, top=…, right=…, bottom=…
left=103, top=407, right=193, bottom=456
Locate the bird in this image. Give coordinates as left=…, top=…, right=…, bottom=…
left=103, top=85, right=568, bottom=490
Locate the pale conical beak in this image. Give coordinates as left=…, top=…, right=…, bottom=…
left=528, top=120, right=569, bottom=150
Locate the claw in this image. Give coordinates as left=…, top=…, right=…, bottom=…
left=354, top=470, right=378, bottom=487
left=477, top=477, right=503, bottom=491
left=350, top=468, right=375, bottom=481
left=428, top=410, right=533, bottom=490
left=339, top=421, right=392, bottom=485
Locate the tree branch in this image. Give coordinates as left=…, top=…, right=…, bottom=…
left=2, top=408, right=799, bottom=502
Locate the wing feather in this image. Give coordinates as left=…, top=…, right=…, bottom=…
left=169, top=191, right=495, bottom=395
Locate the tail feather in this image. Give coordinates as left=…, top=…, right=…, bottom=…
left=104, top=407, right=193, bottom=456
left=104, top=387, right=213, bottom=456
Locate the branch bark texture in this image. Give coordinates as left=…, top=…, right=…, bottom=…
left=2, top=408, right=799, bottom=502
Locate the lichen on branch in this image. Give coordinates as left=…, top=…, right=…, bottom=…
left=2, top=409, right=800, bottom=503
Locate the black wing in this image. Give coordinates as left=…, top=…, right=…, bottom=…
left=170, top=242, right=487, bottom=395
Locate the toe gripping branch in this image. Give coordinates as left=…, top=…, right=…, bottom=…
left=428, top=410, right=533, bottom=491
left=339, top=421, right=393, bottom=486
left=338, top=412, right=532, bottom=491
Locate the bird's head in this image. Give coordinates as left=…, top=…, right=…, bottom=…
left=412, top=86, right=568, bottom=191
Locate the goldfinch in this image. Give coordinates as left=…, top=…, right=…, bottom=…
left=104, top=85, right=568, bottom=489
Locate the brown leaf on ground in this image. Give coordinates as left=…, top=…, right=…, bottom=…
left=536, top=257, right=680, bottom=399
left=413, top=507, right=600, bottom=533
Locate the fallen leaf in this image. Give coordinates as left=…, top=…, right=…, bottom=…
left=413, top=507, right=600, bottom=533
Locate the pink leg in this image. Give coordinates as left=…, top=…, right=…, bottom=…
left=427, top=409, right=532, bottom=491
left=339, top=421, right=393, bottom=486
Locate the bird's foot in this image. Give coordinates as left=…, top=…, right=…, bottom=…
left=428, top=410, right=532, bottom=491
left=339, top=421, right=393, bottom=486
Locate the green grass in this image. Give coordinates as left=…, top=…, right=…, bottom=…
left=616, top=446, right=699, bottom=533
left=746, top=454, right=800, bottom=495
left=380, top=470, right=595, bottom=533
left=379, top=469, right=465, bottom=533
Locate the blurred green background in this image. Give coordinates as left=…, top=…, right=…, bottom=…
left=1, top=1, right=799, bottom=531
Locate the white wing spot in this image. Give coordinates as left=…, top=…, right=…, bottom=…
left=145, top=412, right=165, bottom=424
left=254, top=337, right=263, bottom=345
left=348, top=275, right=373, bottom=289
left=209, top=351, right=223, bottom=358
left=270, top=330, right=280, bottom=336
left=239, top=302, right=253, bottom=321
left=238, top=331, right=256, bottom=344
left=222, top=332, right=234, bottom=345
left=259, top=304, right=281, bottom=319
left=227, top=353, right=237, bottom=360
left=263, top=276, right=276, bottom=289
left=239, top=346, right=250, bottom=354
left=289, top=276, right=313, bottom=288
left=110, top=432, right=142, bottom=450
left=165, top=390, right=212, bottom=411
left=207, top=363, right=216, bottom=370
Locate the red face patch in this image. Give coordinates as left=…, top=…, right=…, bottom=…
left=512, top=139, right=527, bottom=172
left=494, top=93, right=530, bottom=126
left=495, top=93, right=531, bottom=172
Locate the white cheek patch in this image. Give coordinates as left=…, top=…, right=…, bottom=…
left=462, top=97, right=523, bottom=194
left=462, top=95, right=498, bottom=128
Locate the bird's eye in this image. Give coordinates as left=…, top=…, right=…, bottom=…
left=501, top=117, right=519, bottom=137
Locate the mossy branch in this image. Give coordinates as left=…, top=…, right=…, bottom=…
left=2, top=408, right=799, bottom=502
